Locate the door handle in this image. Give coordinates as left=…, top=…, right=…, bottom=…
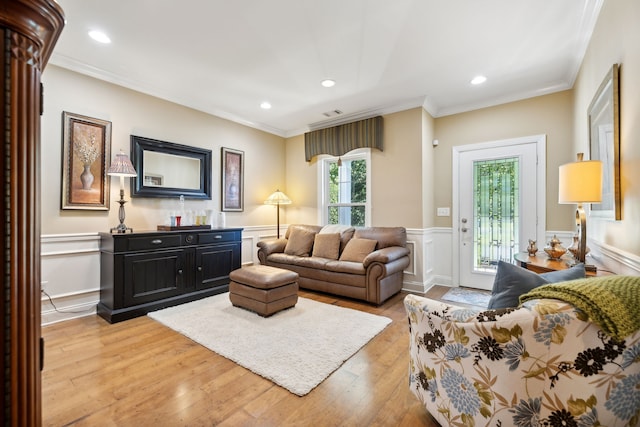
left=461, top=227, right=468, bottom=233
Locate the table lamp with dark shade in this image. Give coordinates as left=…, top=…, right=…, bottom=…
left=558, top=152, right=602, bottom=267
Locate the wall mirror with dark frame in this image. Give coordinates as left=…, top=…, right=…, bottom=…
left=130, top=135, right=212, bottom=199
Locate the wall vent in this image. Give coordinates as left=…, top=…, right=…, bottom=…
left=322, top=109, right=343, bottom=118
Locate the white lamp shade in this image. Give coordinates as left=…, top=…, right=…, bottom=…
left=558, top=160, right=603, bottom=203
left=107, top=151, right=137, bottom=177
left=264, top=190, right=292, bottom=205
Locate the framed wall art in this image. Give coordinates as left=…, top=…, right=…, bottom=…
left=61, top=111, right=112, bottom=210
left=588, top=63, right=621, bottom=220
left=221, top=147, right=244, bottom=212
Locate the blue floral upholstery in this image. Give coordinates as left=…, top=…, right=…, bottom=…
left=405, top=293, right=640, bottom=426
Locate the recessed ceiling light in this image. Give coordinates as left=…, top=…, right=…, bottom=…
left=260, top=101, right=272, bottom=110
left=471, top=75, right=487, bottom=85
left=321, top=79, right=336, bottom=88
left=88, top=30, right=111, bottom=44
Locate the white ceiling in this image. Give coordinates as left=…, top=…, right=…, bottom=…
left=50, top=0, right=603, bottom=137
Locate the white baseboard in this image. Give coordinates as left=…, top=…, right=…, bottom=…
left=41, top=289, right=98, bottom=325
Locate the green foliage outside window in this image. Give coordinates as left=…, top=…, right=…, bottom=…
left=328, top=159, right=366, bottom=226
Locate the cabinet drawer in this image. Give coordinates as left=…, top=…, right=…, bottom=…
left=197, top=231, right=237, bottom=244
left=127, top=234, right=181, bottom=251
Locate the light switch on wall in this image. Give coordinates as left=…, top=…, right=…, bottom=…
left=436, top=207, right=450, bottom=217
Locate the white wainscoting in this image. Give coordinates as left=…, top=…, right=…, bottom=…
left=240, top=225, right=281, bottom=266
left=403, top=228, right=452, bottom=293
left=41, top=233, right=101, bottom=325
left=589, top=240, right=640, bottom=276
left=40, top=227, right=639, bottom=325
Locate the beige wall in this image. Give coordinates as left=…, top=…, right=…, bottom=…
left=284, top=107, right=429, bottom=228
left=284, top=133, right=318, bottom=225
left=572, top=0, right=640, bottom=256
left=373, top=108, right=425, bottom=228
left=433, top=90, right=575, bottom=231
left=41, top=66, right=285, bottom=234
left=422, top=108, right=436, bottom=227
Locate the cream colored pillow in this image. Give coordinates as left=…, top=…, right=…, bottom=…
left=339, top=238, right=377, bottom=263
left=311, top=233, right=341, bottom=259
left=284, top=227, right=316, bottom=256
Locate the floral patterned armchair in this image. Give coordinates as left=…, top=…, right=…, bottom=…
left=405, top=293, right=640, bottom=426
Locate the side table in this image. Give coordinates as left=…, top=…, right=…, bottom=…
left=513, top=252, right=614, bottom=277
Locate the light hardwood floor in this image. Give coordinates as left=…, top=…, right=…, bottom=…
left=41, top=287, right=462, bottom=426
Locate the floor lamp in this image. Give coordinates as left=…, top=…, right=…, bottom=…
left=108, top=150, right=138, bottom=233
left=558, top=153, right=602, bottom=269
left=264, top=189, right=292, bottom=239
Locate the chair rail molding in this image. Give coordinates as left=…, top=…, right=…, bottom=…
left=589, top=239, right=640, bottom=276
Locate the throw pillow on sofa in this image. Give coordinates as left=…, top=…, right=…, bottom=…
left=339, top=238, right=377, bottom=263
left=284, top=227, right=317, bottom=257
left=487, top=260, right=586, bottom=309
left=319, top=224, right=355, bottom=253
left=311, top=233, right=341, bottom=259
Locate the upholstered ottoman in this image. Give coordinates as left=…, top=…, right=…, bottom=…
left=228, top=265, right=299, bottom=316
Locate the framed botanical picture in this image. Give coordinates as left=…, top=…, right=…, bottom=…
left=61, top=112, right=112, bottom=210
left=588, top=63, right=621, bottom=220
left=221, top=147, right=244, bottom=212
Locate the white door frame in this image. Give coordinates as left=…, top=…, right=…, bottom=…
left=452, top=134, right=547, bottom=287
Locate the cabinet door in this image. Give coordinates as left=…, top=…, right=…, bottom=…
left=195, top=243, right=240, bottom=290
left=123, top=249, right=185, bottom=307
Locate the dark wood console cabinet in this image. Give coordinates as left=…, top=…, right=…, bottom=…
left=99, top=228, right=242, bottom=323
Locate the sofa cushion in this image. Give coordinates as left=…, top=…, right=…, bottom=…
left=284, top=224, right=323, bottom=239
left=319, top=224, right=355, bottom=253
left=311, top=233, right=341, bottom=259
left=324, top=260, right=367, bottom=275
left=487, top=261, right=586, bottom=309
left=354, top=227, right=406, bottom=249
left=267, top=253, right=332, bottom=269
left=284, top=227, right=316, bottom=257
left=339, top=238, right=377, bottom=263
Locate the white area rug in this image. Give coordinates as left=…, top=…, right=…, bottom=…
left=441, top=287, right=491, bottom=308
left=148, top=293, right=392, bottom=396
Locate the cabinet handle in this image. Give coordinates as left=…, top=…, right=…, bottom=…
left=151, top=239, right=163, bottom=245
left=177, top=269, right=183, bottom=275
left=214, top=235, right=222, bottom=239
left=197, top=266, right=202, bottom=272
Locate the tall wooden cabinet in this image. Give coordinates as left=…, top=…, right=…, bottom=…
left=99, top=228, right=242, bottom=323
left=0, top=1, right=65, bottom=425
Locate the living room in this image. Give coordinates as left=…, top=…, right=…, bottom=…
left=2, top=0, right=640, bottom=424
left=39, top=0, right=640, bottom=323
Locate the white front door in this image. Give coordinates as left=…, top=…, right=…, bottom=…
left=453, top=135, right=546, bottom=290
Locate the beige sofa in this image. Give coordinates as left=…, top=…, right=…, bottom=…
left=257, top=224, right=410, bottom=304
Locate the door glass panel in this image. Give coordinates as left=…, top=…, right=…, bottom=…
left=473, top=157, right=519, bottom=272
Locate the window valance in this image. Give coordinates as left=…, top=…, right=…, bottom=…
left=304, top=116, right=383, bottom=162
